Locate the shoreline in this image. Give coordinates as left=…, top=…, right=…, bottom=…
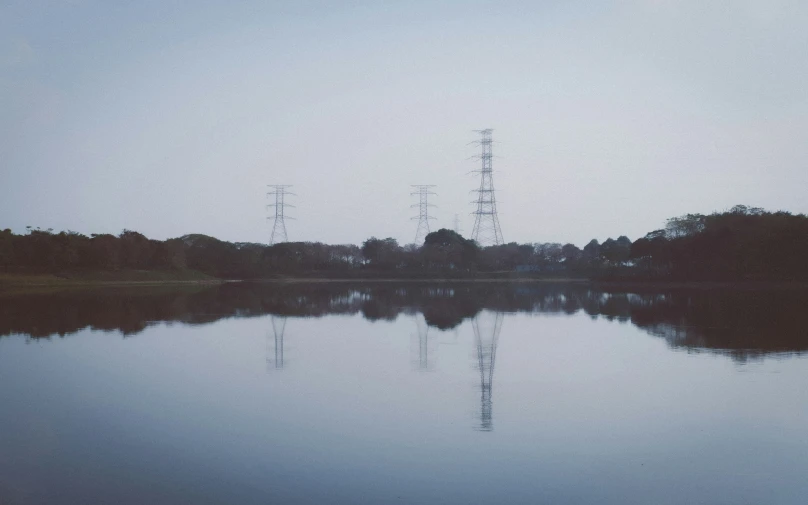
left=0, top=270, right=227, bottom=289
left=250, top=277, right=588, bottom=284
left=3, top=271, right=808, bottom=291
left=254, top=278, right=808, bottom=290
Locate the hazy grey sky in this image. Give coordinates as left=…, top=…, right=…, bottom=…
left=2, top=0, right=806, bottom=246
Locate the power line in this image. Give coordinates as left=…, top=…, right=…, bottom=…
left=411, top=184, right=436, bottom=244
left=267, top=185, right=295, bottom=245
left=470, top=129, right=504, bottom=246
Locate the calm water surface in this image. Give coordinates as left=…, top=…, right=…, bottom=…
left=1, top=283, right=807, bottom=504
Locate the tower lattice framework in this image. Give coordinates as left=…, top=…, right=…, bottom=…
left=470, top=129, right=504, bottom=245
left=267, top=185, right=295, bottom=245
left=411, top=185, right=436, bottom=244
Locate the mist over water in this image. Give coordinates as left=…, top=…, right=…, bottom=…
left=1, top=283, right=807, bottom=504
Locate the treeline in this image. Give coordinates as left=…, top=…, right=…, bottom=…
left=0, top=228, right=188, bottom=272
left=2, top=205, right=806, bottom=281
left=630, top=205, right=808, bottom=281
left=0, top=226, right=626, bottom=279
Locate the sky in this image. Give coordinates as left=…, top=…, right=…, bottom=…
left=2, top=0, right=807, bottom=246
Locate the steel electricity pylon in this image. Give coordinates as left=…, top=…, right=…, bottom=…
left=267, top=185, right=295, bottom=245
left=470, top=129, right=504, bottom=246
left=411, top=185, right=436, bottom=244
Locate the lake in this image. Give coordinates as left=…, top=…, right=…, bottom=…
left=1, top=282, right=807, bottom=504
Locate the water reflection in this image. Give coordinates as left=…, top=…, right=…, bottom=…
left=413, top=316, right=432, bottom=371
left=2, top=282, right=807, bottom=362
left=267, top=316, right=287, bottom=371
left=3, top=284, right=808, bottom=504
left=473, top=311, right=503, bottom=431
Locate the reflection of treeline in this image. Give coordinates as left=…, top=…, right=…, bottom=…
left=1, top=205, right=806, bottom=280
left=628, top=289, right=808, bottom=361
left=2, top=283, right=806, bottom=361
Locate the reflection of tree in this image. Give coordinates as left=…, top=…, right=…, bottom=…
left=473, top=312, right=503, bottom=431
left=629, top=290, right=808, bottom=361
left=2, top=283, right=807, bottom=362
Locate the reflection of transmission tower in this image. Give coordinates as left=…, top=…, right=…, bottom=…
left=267, top=185, right=295, bottom=245
left=413, top=316, right=433, bottom=371
left=472, top=311, right=503, bottom=431
left=411, top=185, right=436, bottom=244
left=266, top=316, right=287, bottom=371
left=470, top=129, right=504, bottom=246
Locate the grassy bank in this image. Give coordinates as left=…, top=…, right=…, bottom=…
left=251, top=277, right=588, bottom=284
left=4, top=270, right=806, bottom=290
left=592, top=279, right=808, bottom=291
left=0, top=269, right=222, bottom=287
left=254, top=270, right=591, bottom=281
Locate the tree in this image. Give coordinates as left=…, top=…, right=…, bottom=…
left=422, top=229, right=479, bottom=271
left=424, top=229, right=467, bottom=248
left=153, top=238, right=187, bottom=270
left=583, top=239, right=600, bottom=260
left=361, top=237, right=401, bottom=270
left=89, top=234, right=122, bottom=270
left=119, top=230, right=154, bottom=269
left=561, top=243, right=582, bottom=263
left=54, top=230, right=90, bottom=269
left=0, top=229, right=13, bottom=268
left=665, top=213, right=705, bottom=238
left=535, top=243, right=563, bottom=265
left=601, top=236, right=631, bottom=264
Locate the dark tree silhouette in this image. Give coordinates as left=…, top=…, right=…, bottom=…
left=3, top=205, right=806, bottom=281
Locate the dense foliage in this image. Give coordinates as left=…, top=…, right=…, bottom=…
left=629, top=205, right=808, bottom=281
left=2, top=205, right=806, bottom=281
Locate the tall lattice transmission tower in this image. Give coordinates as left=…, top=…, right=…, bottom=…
left=411, top=185, right=436, bottom=244
left=267, top=185, right=295, bottom=245
left=470, top=129, right=504, bottom=245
